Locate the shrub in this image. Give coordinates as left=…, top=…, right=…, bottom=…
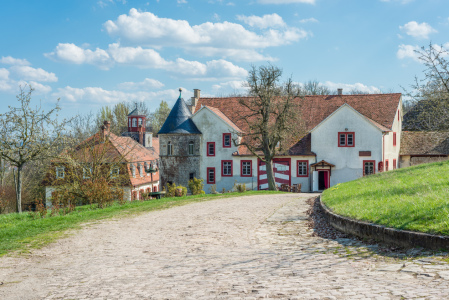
left=166, top=183, right=176, bottom=197
left=188, top=177, right=205, bottom=195
left=234, top=182, right=246, bottom=193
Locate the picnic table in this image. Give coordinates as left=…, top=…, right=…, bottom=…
left=149, top=191, right=166, bottom=199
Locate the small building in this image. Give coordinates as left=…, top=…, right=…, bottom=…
left=43, top=121, right=160, bottom=206
left=400, top=131, right=449, bottom=167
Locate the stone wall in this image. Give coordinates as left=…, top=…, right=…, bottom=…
left=159, top=133, right=201, bottom=188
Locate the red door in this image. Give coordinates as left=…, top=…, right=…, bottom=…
left=317, top=170, right=330, bottom=190
left=258, top=158, right=291, bottom=190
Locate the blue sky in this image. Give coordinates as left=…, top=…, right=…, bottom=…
left=1, top=0, right=448, bottom=119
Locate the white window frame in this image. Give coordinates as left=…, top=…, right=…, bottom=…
left=111, top=167, right=120, bottom=178
left=56, top=167, right=65, bottom=179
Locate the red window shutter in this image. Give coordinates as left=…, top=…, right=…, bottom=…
left=393, top=132, right=397, bottom=146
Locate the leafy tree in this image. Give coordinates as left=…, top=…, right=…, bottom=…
left=151, top=100, right=171, bottom=135
left=403, top=43, right=449, bottom=130
left=0, top=85, right=69, bottom=213
left=236, top=65, right=305, bottom=190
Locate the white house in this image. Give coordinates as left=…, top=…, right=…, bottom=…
left=159, top=89, right=402, bottom=192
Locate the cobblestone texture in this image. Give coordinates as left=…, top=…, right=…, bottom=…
left=1, top=193, right=449, bottom=299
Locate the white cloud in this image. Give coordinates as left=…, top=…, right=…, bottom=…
left=53, top=86, right=182, bottom=105
left=177, top=0, right=187, bottom=3
left=397, top=44, right=420, bottom=61
left=0, top=56, right=31, bottom=66
left=399, top=21, right=437, bottom=39
left=257, top=0, right=315, bottom=4
left=237, top=13, right=286, bottom=29
left=0, top=68, right=9, bottom=80
left=10, top=66, right=58, bottom=82
left=118, top=78, right=165, bottom=90
left=185, top=47, right=276, bottom=62
left=45, top=43, right=112, bottom=70
left=103, top=9, right=308, bottom=54
left=299, top=17, right=318, bottom=23
left=46, top=42, right=247, bottom=78
left=321, top=81, right=381, bottom=94
left=211, top=80, right=247, bottom=95
left=24, top=81, right=52, bottom=94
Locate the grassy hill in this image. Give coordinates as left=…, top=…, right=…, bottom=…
left=322, top=161, right=449, bottom=236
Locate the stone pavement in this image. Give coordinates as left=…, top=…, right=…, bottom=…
left=1, top=193, right=449, bottom=299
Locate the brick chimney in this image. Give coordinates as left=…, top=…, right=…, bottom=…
left=338, top=88, right=343, bottom=96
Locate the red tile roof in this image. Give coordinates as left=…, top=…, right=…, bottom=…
left=197, top=94, right=401, bottom=156
left=400, top=131, right=449, bottom=155
left=203, top=106, right=242, bottom=132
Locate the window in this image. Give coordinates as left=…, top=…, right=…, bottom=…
left=207, top=167, right=215, bottom=184
left=132, top=118, right=137, bottom=127
left=138, top=163, right=143, bottom=177
left=188, top=141, right=194, bottom=155
left=297, top=160, right=309, bottom=177
left=111, top=167, right=120, bottom=178
left=131, top=164, right=136, bottom=178
left=189, top=172, right=195, bottom=180
left=56, top=167, right=65, bottom=179
left=138, top=118, right=142, bottom=126
left=128, top=118, right=131, bottom=127
left=167, top=142, right=173, bottom=155
left=385, top=159, right=389, bottom=171
left=338, top=132, right=355, bottom=147
left=153, top=186, right=157, bottom=192
left=393, top=132, right=397, bottom=147
left=393, top=159, right=397, bottom=170
left=223, top=133, right=231, bottom=148
left=222, top=160, right=232, bottom=176
left=207, top=142, right=215, bottom=156
left=241, top=160, right=252, bottom=177
left=363, top=160, right=375, bottom=176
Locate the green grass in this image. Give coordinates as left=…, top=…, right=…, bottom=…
left=322, top=160, right=449, bottom=236
left=0, top=190, right=282, bottom=256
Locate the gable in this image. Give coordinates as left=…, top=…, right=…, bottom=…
left=192, top=106, right=242, bottom=133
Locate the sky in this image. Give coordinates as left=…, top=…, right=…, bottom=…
left=0, top=0, right=448, bottom=119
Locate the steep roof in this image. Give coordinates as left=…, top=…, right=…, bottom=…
left=195, top=93, right=401, bottom=132
left=400, top=131, right=449, bottom=155
left=158, top=96, right=201, bottom=134
left=128, top=106, right=145, bottom=116
left=196, top=93, right=401, bottom=156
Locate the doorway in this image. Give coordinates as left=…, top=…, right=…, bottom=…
left=318, top=170, right=329, bottom=190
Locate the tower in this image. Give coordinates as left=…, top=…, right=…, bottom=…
left=158, top=89, right=202, bottom=188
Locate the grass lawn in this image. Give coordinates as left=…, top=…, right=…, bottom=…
left=0, top=190, right=283, bottom=256
left=322, top=161, right=449, bottom=236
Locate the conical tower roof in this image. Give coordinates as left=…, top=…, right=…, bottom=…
left=158, top=92, right=201, bottom=134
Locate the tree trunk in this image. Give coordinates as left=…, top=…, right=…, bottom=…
left=13, top=165, right=23, bottom=213
left=265, top=159, right=277, bottom=191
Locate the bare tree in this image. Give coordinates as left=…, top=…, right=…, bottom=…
left=301, top=80, right=332, bottom=95
left=0, top=85, right=69, bottom=213
left=403, top=43, right=449, bottom=130
left=236, top=65, right=305, bottom=190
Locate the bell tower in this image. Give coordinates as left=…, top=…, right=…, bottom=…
left=128, top=103, right=146, bottom=133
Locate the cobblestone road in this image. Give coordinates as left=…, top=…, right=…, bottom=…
left=1, top=193, right=449, bottom=299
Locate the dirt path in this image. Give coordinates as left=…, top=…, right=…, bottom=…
left=1, top=193, right=448, bottom=299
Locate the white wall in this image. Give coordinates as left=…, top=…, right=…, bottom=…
left=290, top=156, right=316, bottom=192
left=192, top=108, right=241, bottom=193
left=384, top=98, right=402, bottom=170
left=311, top=105, right=384, bottom=187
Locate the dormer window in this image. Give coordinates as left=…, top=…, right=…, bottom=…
left=132, top=118, right=137, bottom=127
left=131, top=164, right=136, bottom=178
left=111, top=167, right=119, bottom=178
left=167, top=142, right=173, bottom=155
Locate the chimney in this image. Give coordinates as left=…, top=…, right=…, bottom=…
left=189, top=88, right=201, bottom=114
left=145, top=132, right=153, bottom=148
left=103, top=120, right=111, bottom=131
left=337, top=88, right=343, bottom=96
left=138, top=125, right=144, bottom=145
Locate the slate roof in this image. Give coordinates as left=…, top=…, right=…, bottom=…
left=400, top=131, right=449, bottom=155
left=196, top=94, right=401, bottom=156
left=158, top=96, right=201, bottom=134
left=128, top=106, right=145, bottom=116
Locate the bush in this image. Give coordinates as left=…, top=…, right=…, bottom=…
left=234, top=182, right=246, bottom=193
left=210, top=184, right=217, bottom=194
left=188, top=177, right=205, bottom=195
left=165, top=183, right=187, bottom=197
